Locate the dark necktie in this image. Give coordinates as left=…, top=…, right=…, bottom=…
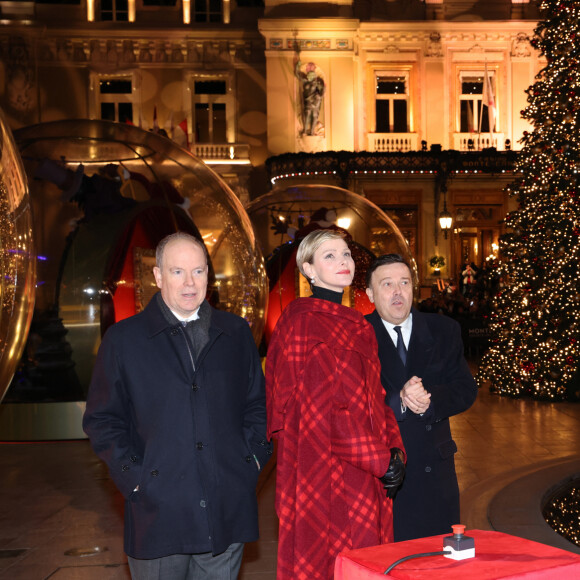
left=394, top=326, right=407, bottom=366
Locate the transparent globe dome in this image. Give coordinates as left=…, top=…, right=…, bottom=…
left=7, top=120, right=266, bottom=405
left=247, top=184, right=413, bottom=342
left=0, top=108, right=35, bottom=403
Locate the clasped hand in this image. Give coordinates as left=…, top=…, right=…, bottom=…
left=401, top=376, right=431, bottom=415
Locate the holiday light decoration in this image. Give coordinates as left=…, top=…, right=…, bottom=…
left=477, top=0, right=580, bottom=400
left=543, top=482, right=580, bottom=547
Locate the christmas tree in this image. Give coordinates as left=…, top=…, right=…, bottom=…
left=477, top=0, right=580, bottom=400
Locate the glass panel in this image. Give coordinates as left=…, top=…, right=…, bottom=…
left=118, top=103, right=133, bottom=124
left=101, top=0, right=113, bottom=20
left=100, top=79, right=132, bottom=95
left=115, top=0, right=129, bottom=20
left=209, top=0, right=222, bottom=21
left=195, top=103, right=210, bottom=142
left=194, top=81, right=227, bottom=95
left=212, top=103, right=226, bottom=143
left=194, top=0, right=207, bottom=21
left=376, top=100, right=390, bottom=133
left=101, top=103, right=116, bottom=122
left=9, top=120, right=268, bottom=403
left=142, top=0, right=177, bottom=5
left=377, top=78, right=406, bottom=95
left=393, top=101, right=408, bottom=133
left=0, top=108, right=35, bottom=403
left=460, top=101, right=473, bottom=133
left=462, top=80, right=483, bottom=95
left=36, top=0, right=81, bottom=4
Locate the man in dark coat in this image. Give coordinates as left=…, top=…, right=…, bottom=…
left=83, top=232, right=272, bottom=579
left=365, top=254, right=478, bottom=542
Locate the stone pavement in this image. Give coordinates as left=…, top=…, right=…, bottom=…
left=1, top=370, right=580, bottom=578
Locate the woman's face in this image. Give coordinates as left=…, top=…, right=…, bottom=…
left=303, top=238, right=355, bottom=292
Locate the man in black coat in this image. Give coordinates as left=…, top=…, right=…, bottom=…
left=365, top=254, right=477, bottom=542
left=83, top=232, right=272, bottom=579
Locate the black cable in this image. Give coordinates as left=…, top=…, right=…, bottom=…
left=383, top=550, right=448, bottom=574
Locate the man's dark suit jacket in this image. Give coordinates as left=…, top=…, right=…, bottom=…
left=366, top=307, right=478, bottom=542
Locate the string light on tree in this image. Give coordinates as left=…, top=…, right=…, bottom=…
left=477, top=0, right=580, bottom=400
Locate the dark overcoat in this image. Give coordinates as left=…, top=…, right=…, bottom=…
left=83, top=295, right=272, bottom=559
left=365, top=307, right=477, bottom=542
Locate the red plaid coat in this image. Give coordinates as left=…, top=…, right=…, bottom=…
left=266, top=298, right=405, bottom=580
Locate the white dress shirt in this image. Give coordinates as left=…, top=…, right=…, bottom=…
left=380, top=313, right=413, bottom=350
left=380, top=313, right=413, bottom=414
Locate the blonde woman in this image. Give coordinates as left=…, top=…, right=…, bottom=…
left=266, top=229, right=405, bottom=580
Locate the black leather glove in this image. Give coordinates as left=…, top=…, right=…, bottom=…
left=379, top=448, right=405, bottom=499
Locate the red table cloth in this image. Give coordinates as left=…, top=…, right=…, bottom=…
left=335, top=530, right=580, bottom=579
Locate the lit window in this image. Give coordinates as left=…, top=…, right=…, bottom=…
left=459, top=71, right=496, bottom=133
left=192, top=78, right=230, bottom=143
left=100, top=0, right=129, bottom=20
left=375, top=72, right=409, bottom=133
left=194, top=0, right=222, bottom=22
left=98, top=77, right=133, bottom=123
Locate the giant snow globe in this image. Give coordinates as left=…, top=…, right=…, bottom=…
left=2, top=120, right=266, bottom=439
left=247, top=184, right=413, bottom=343
left=0, top=108, right=35, bottom=404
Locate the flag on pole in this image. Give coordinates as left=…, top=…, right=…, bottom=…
left=174, top=118, right=190, bottom=150
left=153, top=105, right=159, bottom=132
left=482, top=63, right=496, bottom=135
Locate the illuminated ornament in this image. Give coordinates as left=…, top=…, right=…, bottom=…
left=0, top=107, right=36, bottom=403
left=6, top=120, right=267, bottom=416
left=247, top=184, right=412, bottom=343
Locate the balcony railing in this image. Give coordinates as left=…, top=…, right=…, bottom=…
left=453, top=133, right=506, bottom=151
left=367, top=133, right=418, bottom=153
left=192, top=143, right=250, bottom=164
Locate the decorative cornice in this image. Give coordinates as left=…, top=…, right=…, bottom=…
left=268, top=37, right=352, bottom=50
left=0, top=35, right=266, bottom=67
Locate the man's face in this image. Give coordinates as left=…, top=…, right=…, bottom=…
left=366, top=262, right=413, bottom=325
left=153, top=239, right=208, bottom=318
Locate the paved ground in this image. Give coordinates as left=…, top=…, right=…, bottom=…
left=1, top=362, right=580, bottom=579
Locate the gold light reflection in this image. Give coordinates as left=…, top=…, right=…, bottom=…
left=87, top=0, right=94, bottom=21
left=0, top=110, right=36, bottom=401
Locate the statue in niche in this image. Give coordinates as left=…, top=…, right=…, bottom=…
left=295, top=56, right=326, bottom=137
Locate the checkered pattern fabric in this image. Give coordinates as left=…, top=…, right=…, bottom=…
left=266, top=298, right=405, bottom=580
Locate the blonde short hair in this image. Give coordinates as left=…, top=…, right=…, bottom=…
left=296, top=229, right=347, bottom=279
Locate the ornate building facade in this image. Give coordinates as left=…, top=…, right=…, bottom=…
left=0, top=0, right=542, bottom=287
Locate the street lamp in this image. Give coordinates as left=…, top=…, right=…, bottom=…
left=439, top=199, right=452, bottom=239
